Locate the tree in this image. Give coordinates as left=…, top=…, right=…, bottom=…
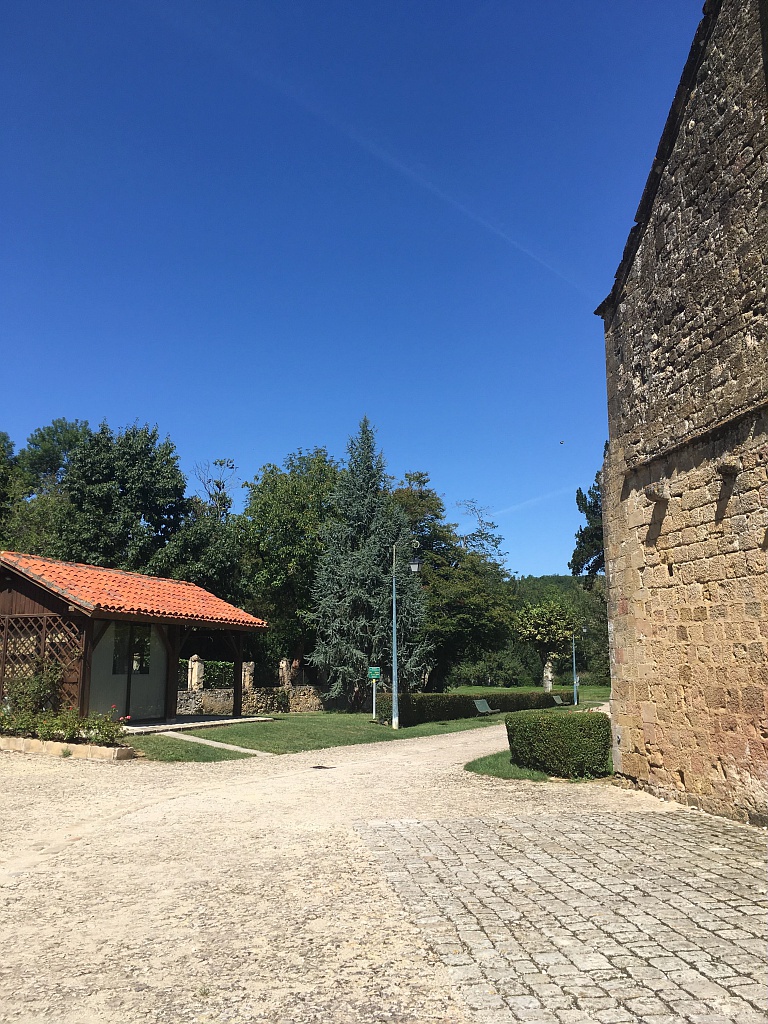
left=569, top=464, right=605, bottom=587
left=242, top=448, right=340, bottom=666
left=514, top=600, right=574, bottom=692
left=393, top=476, right=514, bottom=689
left=149, top=459, right=244, bottom=604
left=15, top=418, right=91, bottom=496
left=0, top=432, right=15, bottom=545
left=309, top=420, right=428, bottom=706
left=1, top=420, right=92, bottom=555
left=53, top=423, right=188, bottom=571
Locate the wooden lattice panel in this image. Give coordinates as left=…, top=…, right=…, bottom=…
left=1, top=615, right=85, bottom=706
left=3, top=616, right=45, bottom=679
left=45, top=619, right=85, bottom=680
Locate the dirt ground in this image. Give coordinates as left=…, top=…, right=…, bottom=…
left=0, top=725, right=765, bottom=1024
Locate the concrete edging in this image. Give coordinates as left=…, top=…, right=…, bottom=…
left=0, top=735, right=135, bottom=761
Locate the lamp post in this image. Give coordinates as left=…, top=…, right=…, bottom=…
left=391, top=541, right=422, bottom=730
left=572, top=625, right=587, bottom=706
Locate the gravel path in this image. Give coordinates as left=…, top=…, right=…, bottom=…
left=0, top=725, right=765, bottom=1024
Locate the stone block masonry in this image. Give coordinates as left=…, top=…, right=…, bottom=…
left=599, top=0, right=768, bottom=823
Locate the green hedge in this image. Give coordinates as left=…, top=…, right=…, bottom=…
left=505, top=710, right=612, bottom=778
left=376, top=689, right=572, bottom=726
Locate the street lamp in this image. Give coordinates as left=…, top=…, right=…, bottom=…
left=572, top=625, right=587, bottom=706
left=391, top=541, right=422, bottom=729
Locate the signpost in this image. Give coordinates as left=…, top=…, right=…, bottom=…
left=368, top=666, right=381, bottom=720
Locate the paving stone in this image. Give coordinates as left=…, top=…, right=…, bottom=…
left=360, top=811, right=767, bottom=1024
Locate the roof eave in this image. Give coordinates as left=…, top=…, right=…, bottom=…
left=0, top=557, right=97, bottom=615
left=90, top=608, right=268, bottom=631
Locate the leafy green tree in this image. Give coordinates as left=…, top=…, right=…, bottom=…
left=148, top=457, right=247, bottom=604
left=393, top=475, right=513, bottom=690
left=514, top=600, right=574, bottom=692
left=513, top=574, right=609, bottom=684
left=309, top=420, right=428, bottom=707
left=15, top=418, right=91, bottom=496
left=569, top=464, right=605, bottom=587
left=242, top=447, right=340, bottom=666
left=0, top=432, right=15, bottom=546
left=53, top=423, right=188, bottom=570
left=1, top=420, right=92, bottom=554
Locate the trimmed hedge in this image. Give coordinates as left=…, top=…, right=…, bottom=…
left=376, top=689, right=573, bottom=726
left=505, top=710, right=612, bottom=778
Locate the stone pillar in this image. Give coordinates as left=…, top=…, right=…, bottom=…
left=188, top=654, right=205, bottom=692
left=279, top=657, right=291, bottom=688
left=242, top=661, right=255, bottom=691
left=542, top=657, right=554, bottom=694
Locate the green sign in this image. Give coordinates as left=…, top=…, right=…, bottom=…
left=367, top=667, right=381, bottom=680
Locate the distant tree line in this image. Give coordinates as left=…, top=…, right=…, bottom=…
left=0, top=417, right=607, bottom=703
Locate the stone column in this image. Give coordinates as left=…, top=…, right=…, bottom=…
left=279, top=657, right=291, bottom=688
left=242, top=661, right=255, bottom=691
left=543, top=657, right=554, bottom=694
left=188, top=654, right=205, bottom=692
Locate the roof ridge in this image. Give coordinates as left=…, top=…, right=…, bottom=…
left=595, top=0, right=724, bottom=323
left=1, top=551, right=199, bottom=589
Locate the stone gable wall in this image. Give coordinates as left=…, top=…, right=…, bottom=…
left=604, top=0, right=767, bottom=468
left=602, top=0, right=768, bottom=824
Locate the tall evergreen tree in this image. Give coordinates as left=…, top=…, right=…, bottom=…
left=309, top=419, right=428, bottom=706
left=569, top=461, right=605, bottom=587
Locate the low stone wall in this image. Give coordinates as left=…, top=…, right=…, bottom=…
left=0, top=736, right=135, bottom=761
left=177, top=685, right=324, bottom=716
left=287, top=686, right=324, bottom=713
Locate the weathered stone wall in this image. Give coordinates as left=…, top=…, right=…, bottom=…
left=601, top=0, right=768, bottom=824
left=176, top=685, right=324, bottom=716
left=604, top=0, right=768, bottom=468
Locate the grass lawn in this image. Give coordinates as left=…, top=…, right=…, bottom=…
left=464, top=750, right=548, bottom=782
left=127, top=735, right=252, bottom=762
left=125, top=690, right=613, bottom=762
left=450, top=684, right=610, bottom=710
left=186, top=713, right=511, bottom=755
left=124, top=712, right=510, bottom=760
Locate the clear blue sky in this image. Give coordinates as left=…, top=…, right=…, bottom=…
left=1, top=0, right=703, bottom=575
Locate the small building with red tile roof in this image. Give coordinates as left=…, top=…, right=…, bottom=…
left=0, top=552, right=268, bottom=722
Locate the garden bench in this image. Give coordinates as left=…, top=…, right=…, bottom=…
left=473, top=699, right=501, bottom=716
left=551, top=695, right=569, bottom=707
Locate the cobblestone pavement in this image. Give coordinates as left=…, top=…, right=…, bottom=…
left=0, top=724, right=766, bottom=1023
left=359, top=814, right=768, bottom=1024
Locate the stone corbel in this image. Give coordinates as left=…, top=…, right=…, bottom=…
left=644, top=480, right=670, bottom=503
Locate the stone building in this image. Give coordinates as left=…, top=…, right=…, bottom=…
left=597, top=0, right=768, bottom=823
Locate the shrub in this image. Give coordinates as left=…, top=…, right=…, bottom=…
left=177, top=658, right=237, bottom=690
left=376, top=689, right=572, bottom=726
left=2, top=663, right=62, bottom=715
left=0, top=704, right=127, bottom=747
left=505, top=710, right=612, bottom=778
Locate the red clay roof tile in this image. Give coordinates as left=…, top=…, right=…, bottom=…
left=0, top=552, right=267, bottom=629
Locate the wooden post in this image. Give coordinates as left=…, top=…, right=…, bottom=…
left=162, top=625, right=180, bottom=722
left=232, top=631, right=243, bottom=718
left=80, top=619, right=94, bottom=717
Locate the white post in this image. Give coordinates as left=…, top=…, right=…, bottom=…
left=188, top=655, right=205, bottom=692
left=242, top=661, right=255, bottom=691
